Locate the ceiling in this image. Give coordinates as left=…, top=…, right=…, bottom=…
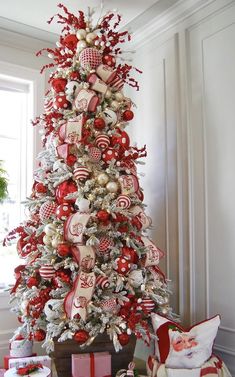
left=0, top=0, right=163, bottom=37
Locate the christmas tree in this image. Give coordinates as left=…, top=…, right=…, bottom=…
left=5, top=4, right=174, bottom=354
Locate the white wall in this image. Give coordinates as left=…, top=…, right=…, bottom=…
left=0, top=25, right=53, bottom=365
left=129, top=0, right=235, bottom=374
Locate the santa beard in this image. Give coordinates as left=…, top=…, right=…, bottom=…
left=165, top=343, right=207, bottom=369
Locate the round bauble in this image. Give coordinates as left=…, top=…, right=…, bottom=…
left=114, top=257, right=131, bottom=275
left=44, top=299, right=63, bottom=321
left=63, top=34, right=78, bottom=50
left=51, top=235, right=62, bottom=249
left=57, top=243, right=71, bottom=257
left=76, top=40, right=87, bottom=53
left=97, top=173, right=109, bottom=186
left=140, top=298, right=155, bottom=313
left=111, top=100, right=120, bottom=111
left=26, top=276, right=39, bottom=288
left=116, top=195, right=131, bottom=209
left=102, top=109, right=117, bottom=127
left=100, top=297, right=118, bottom=313
left=74, top=329, right=89, bottom=344
left=97, top=210, right=110, bottom=222
left=88, top=146, right=102, bottom=163
left=43, top=235, right=52, bottom=246
left=106, top=181, right=119, bottom=193
left=53, top=94, right=70, bottom=110
left=104, top=89, right=112, bottom=99
left=44, top=223, right=57, bottom=237
left=103, top=54, right=116, bottom=67
left=35, top=182, right=47, bottom=194
left=51, top=78, right=67, bottom=93
left=66, top=154, right=77, bottom=166
left=76, top=29, right=87, bottom=40
left=56, top=203, right=74, bottom=220
left=93, top=117, right=106, bottom=130
left=118, top=332, right=130, bottom=346
left=102, top=148, right=119, bottom=164
left=55, top=180, right=77, bottom=204
left=39, top=264, right=56, bottom=280
left=123, top=110, right=134, bottom=121
left=39, top=201, right=57, bottom=222
left=111, top=130, right=130, bottom=151
left=128, top=270, right=143, bottom=288
left=65, top=80, right=80, bottom=98
left=96, top=275, right=110, bottom=289
left=73, top=166, right=90, bottom=181
left=86, top=32, right=96, bottom=44
left=97, top=236, right=114, bottom=254
left=95, top=134, right=110, bottom=150
left=33, top=329, right=46, bottom=342
left=121, top=246, right=139, bottom=264
left=79, top=47, right=102, bottom=70
left=115, top=92, right=124, bottom=102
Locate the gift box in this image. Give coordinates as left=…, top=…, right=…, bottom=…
left=4, top=366, right=51, bottom=377
left=8, top=355, right=51, bottom=371
left=4, top=354, right=37, bottom=370
left=72, top=352, right=111, bottom=377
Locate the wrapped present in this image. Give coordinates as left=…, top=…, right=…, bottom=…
left=9, top=339, right=33, bottom=358
left=4, top=354, right=37, bottom=370
left=72, top=352, right=111, bottom=377
left=8, top=356, right=51, bottom=371
left=4, top=366, right=51, bottom=377
left=88, top=74, right=108, bottom=94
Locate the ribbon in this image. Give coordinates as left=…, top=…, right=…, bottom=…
left=64, top=212, right=91, bottom=244
left=90, top=353, right=95, bottom=377
left=58, top=114, right=85, bottom=144
left=71, top=245, right=96, bottom=271
left=141, top=237, right=164, bottom=267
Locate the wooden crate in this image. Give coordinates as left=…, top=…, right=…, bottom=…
left=51, top=333, right=136, bottom=377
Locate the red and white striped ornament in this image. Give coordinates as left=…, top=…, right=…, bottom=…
left=88, top=146, right=102, bottom=162
left=39, top=264, right=56, bottom=280
left=109, top=75, right=124, bottom=91
left=95, top=134, right=110, bottom=150
left=39, top=201, right=57, bottom=221
left=116, top=195, right=131, bottom=209
left=140, top=298, right=155, bottom=313
left=79, top=47, right=102, bottom=70
left=44, top=98, right=53, bottom=113
left=73, top=167, right=90, bottom=181
left=96, top=275, right=110, bottom=289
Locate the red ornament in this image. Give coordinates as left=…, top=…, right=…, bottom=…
left=35, top=183, right=47, bottom=194
left=131, top=216, right=142, bottom=231
left=70, top=71, right=81, bottom=81
left=66, top=154, right=77, bottom=166
left=95, top=134, right=110, bottom=150
left=73, top=166, right=90, bottom=181
left=100, top=297, right=118, bottom=313
left=39, top=264, right=56, bottom=280
left=56, top=203, right=74, bottom=220
left=140, top=298, right=155, bottom=313
left=123, top=110, right=134, bottom=121
left=88, top=146, right=102, bottom=163
left=54, top=94, right=70, bottom=110
left=114, top=257, right=131, bottom=275
left=57, top=243, right=71, bottom=257
left=56, top=180, right=77, bottom=204
left=117, top=224, right=129, bottom=233
left=74, top=329, right=89, bottom=344
left=116, top=195, right=131, bottom=209
left=39, top=201, right=57, bottom=221
left=33, top=329, right=46, bottom=342
left=102, top=148, right=119, bottom=164
left=97, top=236, right=114, bottom=255
left=51, top=78, right=67, bottom=93
left=94, top=117, right=106, bottom=130
left=103, top=54, right=116, bottom=67
left=63, top=34, right=78, bottom=50
left=96, top=275, right=110, bottom=289
left=112, top=213, right=128, bottom=223
left=121, top=246, right=139, bottom=264
left=97, top=210, right=110, bottom=222
left=79, top=48, right=102, bottom=69
left=26, top=276, right=39, bottom=288
left=111, top=129, right=130, bottom=151
left=118, top=332, right=130, bottom=346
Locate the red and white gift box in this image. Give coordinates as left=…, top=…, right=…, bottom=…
left=72, top=352, right=111, bottom=377
left=4, top=366, right=51, bottom=377
left=8, top=356, right=51, bottom=372
left=3, top=354, right=37, bottom=370
left=74, top=89, right=99, bottom=113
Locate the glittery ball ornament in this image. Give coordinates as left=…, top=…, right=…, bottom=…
left=79, top=47, right=102, bottom=70
left=39, top=201, right=57, bottom=221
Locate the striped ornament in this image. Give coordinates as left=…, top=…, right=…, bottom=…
left=96, top=275, right=110, bottom=289
left=116, top=195, right=131, bottom=209
left=140, top=298, right=155, bottom=313
left=73, top=167, right=90, bottom=181
left=39, top=201, right=57, bottom=221
left=39, top=264, right=56, bottom=280
left=109, top=75, right=124, bottom=91
left=44, top=98, right=53, bottom=113
left=95, top=134, right=110, bottom=150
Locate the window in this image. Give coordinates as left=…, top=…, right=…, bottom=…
left=0, top=74, right=34, bottom=288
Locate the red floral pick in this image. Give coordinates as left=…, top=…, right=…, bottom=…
left=17, top=363, right=43, bottom=376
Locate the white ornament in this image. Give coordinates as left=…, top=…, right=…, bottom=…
left=111, top=100, right=120, bottom=111
left=65, top=81, right=80, bottom=98
left=51, top=235, right=62, bottom=249
left=86, top=32, right=96, bottom=44
left=44, top=223, right=57, bottom=237
left=44, top=299, right=63, bottom=322
left=115, top=92, right=124, bottom=102
left=128, top=270, right=144, bottom=288
left=97, top=173, right=109, bottom=186
left=104, top=89, right=112, bottom=99
left=43, top=235, right=52, bottom=246
left=76, top=198, right=91, bottom=213
left=102, top=108, right=117, bottom=127
left=106, top=181, right=119, bottom=193
left=76, top=40, right=87, bottom=53
left=76, top=29, right=87, bottom=40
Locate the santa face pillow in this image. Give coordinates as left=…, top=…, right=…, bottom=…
left=151, top=313, right=220, bottom=369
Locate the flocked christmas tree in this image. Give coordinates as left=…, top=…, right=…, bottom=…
left=5, top=4, right=174, bottom=354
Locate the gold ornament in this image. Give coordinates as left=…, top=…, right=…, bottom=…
left=97, top=173, right=109, bottom=186
left=104, top=89, right=112, bottom=99
left=44, top=223, right=57, bottom=237
left=76, top=29, right=87, bottom=40
left=86, top=32, right=96, bottom=44
left=106, top=181, right=119, bottom=193
left=43, top=235, right=51, bottom=246
left=76, top=40, right=87, bottom=53
left=111, top=100, right=120, bottom=111
left=115, top=92, right=124, bottom=102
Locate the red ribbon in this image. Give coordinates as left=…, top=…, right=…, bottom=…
left=90, top=352, right=95, bottom=377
